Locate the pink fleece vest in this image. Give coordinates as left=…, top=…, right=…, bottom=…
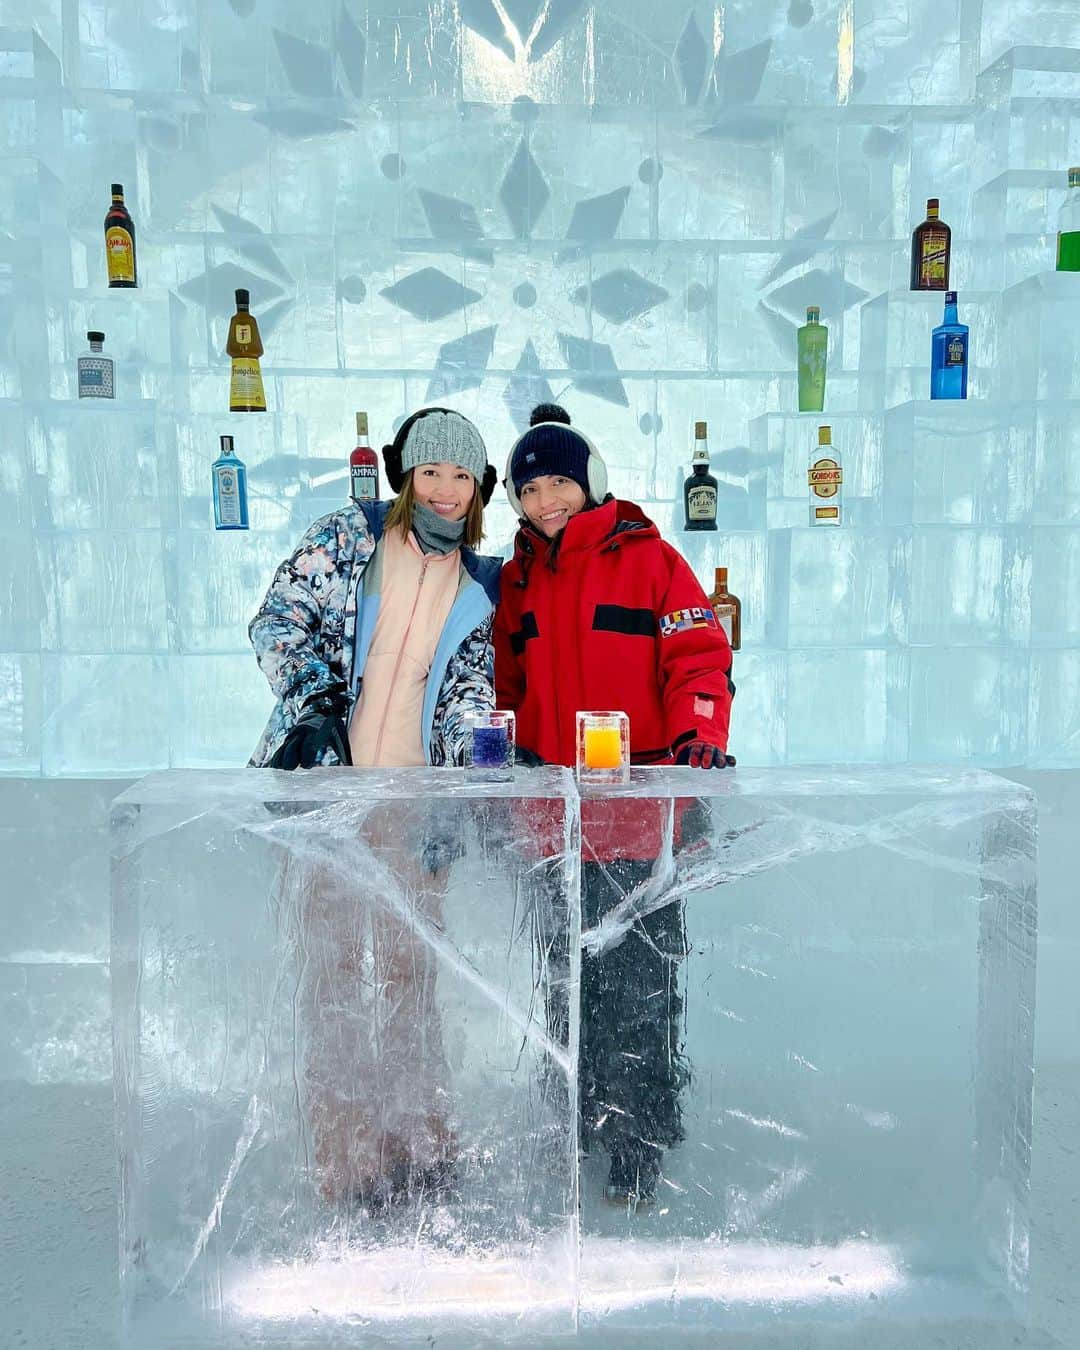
left=348, top=528, right=461, bottom=767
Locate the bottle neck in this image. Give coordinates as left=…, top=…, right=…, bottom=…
left=944, top=299, right=958, bottom=323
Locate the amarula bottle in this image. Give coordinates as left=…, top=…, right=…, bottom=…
left=797, top=305, right=828, bottom=411
left=930, top=291, right=969, bottom=400
left=1056, top=167, right=1080, bottom=271
left=349, top=411, right=379, bottom=501
left=708, top=567, right=741, bottom=651
left=683, top=420, right=718, bottom=531
left=808, top=425, right=842, bottom=526
left=910, top=198, right=951, bottom=291
left=227, top=289, right=266, bottom=412
left=77, top=331, right=115, bottom=399
left=104, top=183, right=137, bottom=288
left=212, top=435, right=249, bottom=530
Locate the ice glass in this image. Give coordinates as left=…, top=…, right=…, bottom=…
left=466, top=709, right=515, bottom=782
left=576, top=711, right=630, bottom=785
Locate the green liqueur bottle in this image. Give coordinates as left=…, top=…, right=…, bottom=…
left=1057, top=167, right=1080, bottom=271
left=797, top=305, right=827, bottom=411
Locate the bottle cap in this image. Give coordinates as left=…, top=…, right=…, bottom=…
left=111, top=183, right=123, bottom=196
left=926, top=197, right=939, bottom=215
left=220, top=434, right=234, bottom=452
left=694, top=420, right=707, bottom=438
left=235, top=288, right=250, bottom=307
left=356, top=411, right=368, bottom=437
left=806, top=305, right=820, bottom=322
left=818, top=425, right=832, bottom=445
left=87, top=330, right=105, bottom=343
left=945, top=290, right=957, bottom=303
left=1069, top=167, right=1080, bottom=186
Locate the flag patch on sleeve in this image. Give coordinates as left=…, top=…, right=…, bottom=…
left=660, top=607, right=718, bottom=638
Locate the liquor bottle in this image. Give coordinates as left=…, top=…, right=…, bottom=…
left=349, top=411, right=379, bottom=501
left=708, top=567, right=741, bottom=652
left=683, top=421, right=718, bottom=531
left=1056, top=167, right=1080, bottom=271
left=910, top=198, right=951, bottom=291
left=212, top=435, right=249, bottom=530
left=930, top=291, right=969, bottom=400
left=797, top=305, right=827, bottom=412
left=808, top=425, right=842, bottom=526
left=77, top=331, right=115, bottom=399
left=104, top=183, right=137, bottom=288
left=226, top=289, right=266, bottom=412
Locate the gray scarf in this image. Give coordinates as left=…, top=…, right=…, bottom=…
left=412, top=500, right=466, bottom=555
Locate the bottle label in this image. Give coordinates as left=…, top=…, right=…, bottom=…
left=230, top=357, right=266, bottom=410
left=105, top=226, right=135, bottom=283
left=77, top=356, right=115, bottom=398
left=946, top=333, right=967, bottom=367
left=813, top=506, right=840, bottom=521
left=919, top=228, right=948, bottom=285
left=713, top=603, right=735, bottom=643
left=215, top=466, right=241, bottom=525
left=687, top=485, right=717, bottom=520
left=808, top=457, right=842, bottom=498
left=235, top=323, right=252, bottom=345
left=351, top=463, right=378, bottom=500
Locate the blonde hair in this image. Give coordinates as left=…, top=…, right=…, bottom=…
left=385, top=468, right=485, bottom=548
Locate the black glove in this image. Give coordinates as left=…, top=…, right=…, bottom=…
left=269, top=685, right=352, bottom=770
left=514, top=745, right=546, bottom=767
left=674, top=740, right=732, bottom=770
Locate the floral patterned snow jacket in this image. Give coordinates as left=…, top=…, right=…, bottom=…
left=248, top=498, right=501, bottom=768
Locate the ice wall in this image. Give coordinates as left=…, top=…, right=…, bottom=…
left=2, top=2, right=1080, bottom=774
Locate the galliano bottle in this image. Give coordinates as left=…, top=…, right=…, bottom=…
left=226, top=289, right=266, bottom=412
left=212, top=435, right=249, bottom=530
left=349, top=411, right=379, bottom=501
left=930, top=291, right=969, bottom=400
left=808, top=425, right=842, bottom=526
left=104, top=184, right=137, bottom=288
left=1057, top=167, right=1080, bottom=271
left=683, top=421, right=718, bottom=531
left=797, top=306, right=828, bottom=411
left=910, top=198, right=951, bottom=291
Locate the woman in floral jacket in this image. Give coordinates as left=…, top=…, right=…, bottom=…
left=249, top=407, right=501, bottom=1213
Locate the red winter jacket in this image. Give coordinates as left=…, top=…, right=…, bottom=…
left=494, top=498, right=734, bottom=860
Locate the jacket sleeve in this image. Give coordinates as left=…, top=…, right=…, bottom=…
left=430, top=614, right=495, bottom=767
left=248, top=515, right=345, bottom=708
left=493, top=567, right=526, bottom=714
left=655, top=546, right=735, bottom=755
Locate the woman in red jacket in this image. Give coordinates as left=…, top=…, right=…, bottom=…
left=494, top=403, right=735, bottom=1208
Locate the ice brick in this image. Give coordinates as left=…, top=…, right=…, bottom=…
left=752, top=412, right=885, bottom=529
left=785, top=649, right=909, bottom=762
left=576, top=767, right=1035, bottom=1331
left=858, top=290, right=1000, bottom=407
left=908, top=649, right=1030, bottom=762
left=883, top=400, right=1036, bottom=525
left=908, top=527, right=1031, bottom=646
left=1001, top=271, right=1080, bottom=402
left=112, top=767, right=580, bottom=1342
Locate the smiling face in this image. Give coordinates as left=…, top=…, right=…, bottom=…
left=410, top=462, right=476, bottom=521
left=519, top=474, right=588, bottom=538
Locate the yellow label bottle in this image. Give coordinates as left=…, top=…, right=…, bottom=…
left=104, top=183, right=137, bottom=288
left=226, top=288, right=266, bottom=412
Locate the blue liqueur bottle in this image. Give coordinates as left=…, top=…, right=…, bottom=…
left=930, top=291, right=969, bottom=400
left=212, top=434, right=249, bottom=530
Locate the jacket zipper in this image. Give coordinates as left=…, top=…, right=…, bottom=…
left=372, top=553, right=430, bottom=765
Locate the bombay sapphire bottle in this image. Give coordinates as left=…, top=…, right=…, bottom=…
left=930, top=291, right=969, bottom=401
left=212, top=434, right=249, bottom=530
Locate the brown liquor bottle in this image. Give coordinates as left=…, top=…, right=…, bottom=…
left=226, top=289, right=266, bottom=412
left=910, top=198, right=951, bottom=291
left=708, top=567, right=741, bottom=652
left=104, top=183, right=137, bottom=288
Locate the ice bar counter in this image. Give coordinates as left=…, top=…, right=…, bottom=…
left=111, top=765, right=1035, bottom=1344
